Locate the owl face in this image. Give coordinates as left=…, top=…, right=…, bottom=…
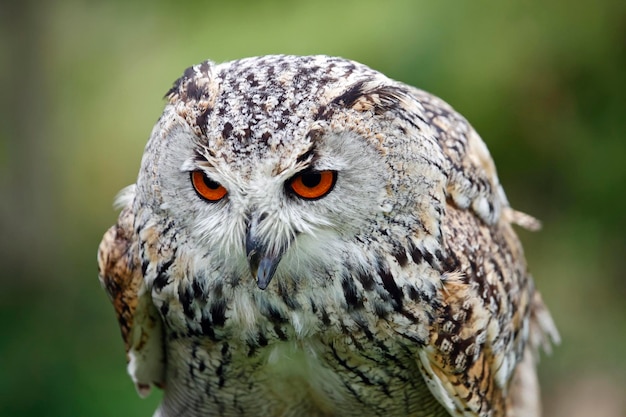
left=133, top=56, right=447, bottom=292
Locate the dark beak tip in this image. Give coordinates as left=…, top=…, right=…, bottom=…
left=245, top=224, right=283, bottom=290
left=254, top=256, right=280, bottom=290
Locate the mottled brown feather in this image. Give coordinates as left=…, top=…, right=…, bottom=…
left=97, top=204, right=142, bottom=355
left=418, top=202, right=534, bottom=416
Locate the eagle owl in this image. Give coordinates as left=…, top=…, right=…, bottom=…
left=98, top=55, right=558, bottom=417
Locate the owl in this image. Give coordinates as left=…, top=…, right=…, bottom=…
left=98, top=55, right=558, bottom=417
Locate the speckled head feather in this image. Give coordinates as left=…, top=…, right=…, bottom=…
left=98, top=55, right=558, bottom=417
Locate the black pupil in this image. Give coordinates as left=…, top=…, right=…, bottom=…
left=300, top=172, right=321, bottom=188
left=203, top=175, right=221, bottom=189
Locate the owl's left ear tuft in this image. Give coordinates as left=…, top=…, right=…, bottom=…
left=331, top=81, right=410, bottom=116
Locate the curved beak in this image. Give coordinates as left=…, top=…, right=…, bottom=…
left=245, top=216, right=284, bottom=290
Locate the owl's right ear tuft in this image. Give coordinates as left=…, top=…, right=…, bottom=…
left=165, top=60, right=216, bottom=103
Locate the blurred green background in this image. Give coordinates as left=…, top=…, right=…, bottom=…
left=1, top=0, right=624, bottom=416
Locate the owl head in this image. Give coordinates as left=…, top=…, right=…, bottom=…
left=134, top=55, right=454, bottom=292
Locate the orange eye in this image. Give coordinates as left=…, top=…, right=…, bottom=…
left=191, top=171, right=227, bottom=202
left=288, top=170, right=336, bottom=200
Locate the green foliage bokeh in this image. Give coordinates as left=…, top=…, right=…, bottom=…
left=1, top=0, right=624, bottom=415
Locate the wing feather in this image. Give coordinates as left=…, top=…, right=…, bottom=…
left=97, top=186, right=165, bottom=397
left=403, top=87, right=558, bottom=416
